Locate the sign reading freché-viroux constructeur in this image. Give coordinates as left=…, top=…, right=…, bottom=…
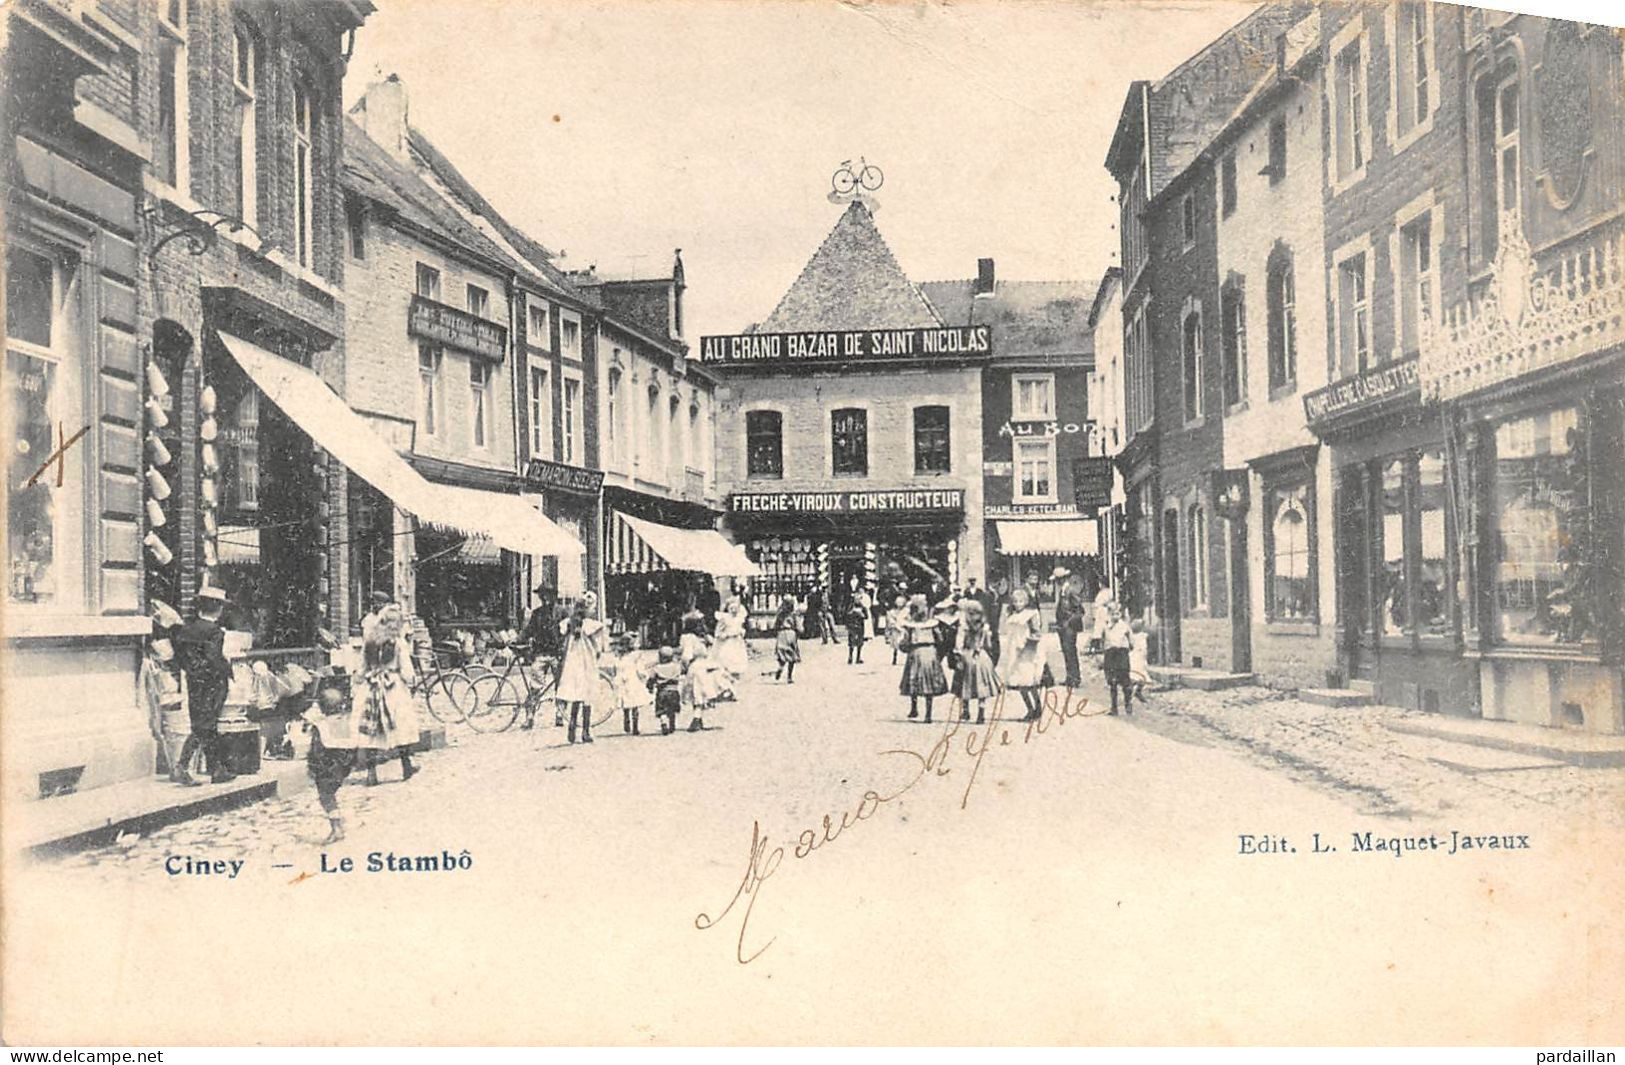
left=699, top=325, right=992, bottom=365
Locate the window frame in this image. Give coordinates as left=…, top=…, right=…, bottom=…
left=1220, top=277, right=1247, bottom=410
left=466, top=283, right=489, bottom=319
left=913, top=404, right=952, bottom=475
left=1013, top=437, right=1058, bottom=504
left=745, top=408, right=784, bottom=480
left=1329, top=21, right=1370, bottom=192
left=559, top=310, right=583, bottom=361
left=561, top=370, right=582, bottom=466
left=606, top=366, right=621, bottom=466
left=1220, top=152, right=1237, bottom=218
left=155, top=0, right=189, bottom=194
left=1388, top=1, right=1437, bottom=153
left=1187, top=501, right=1208, bottom=613
left=415, top=262, right=441, bottom=301
left=1181, top=298, right=1204, bottom=424
left=1266, top=246, right=1298, bottom=396
left=1180, top=192, right=1197, bottom=250
left=830, top=406, right=869, bottom=477
left=1262, top=473, right=1319, bottom=624
left=292, top=79, right=316, bottom=270
left=1266, top=114, right=1288, bottom=185
left=468, top=359, right=491, bottom=450
left=1393, top=193, right=1440, bottom=359
left=1331, top=236, right=1375, bottom=377
left=231, top=21, right=258, bottom=228
left=1011, top=372, right=1056, bottom=421
left=527, top=300, right=551, bottom=350
left=528, top=365, right=551, bottom=460
left=416, top=342, right=443, bottom=438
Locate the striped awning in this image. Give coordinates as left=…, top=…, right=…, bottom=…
left=995, top=518, right=1099, bottom=557
left=216, top=525, right=261, bottom=565
left=606, top=512, right=759, bottom=577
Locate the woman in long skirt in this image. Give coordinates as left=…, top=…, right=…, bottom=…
left=557, top=591, right=608, bottom=744
left=773, top=597, right=801, bottom=683
left=351, top=603, right=421, bottom=785
left=713, top=594, right=749, bottom=685
left=955, top=600, right=1001, bottom=725
left=898, top=595, right=948, bottom=723
left=997, top=587, right=1046, bottom=722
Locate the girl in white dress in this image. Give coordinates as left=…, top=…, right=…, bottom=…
left=611, top=632, right=654, bottom=735
left=556, top=591, right=608, bottom=744
left=352, top=603, right=422, bottom=785
left=997, top=587, right=1046, bottom=722
left=713, top=595, right=749, bottom=684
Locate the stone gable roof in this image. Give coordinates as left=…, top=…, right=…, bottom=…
left=919, top=279, right=1093, bottom=363
left=758, top=200, right=942, bottom=333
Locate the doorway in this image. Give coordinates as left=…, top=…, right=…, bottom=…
left=1160, top=507, right=1182, bottom=664
left=1228, top=516, right=1251, bottom=674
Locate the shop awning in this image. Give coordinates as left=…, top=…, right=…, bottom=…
left=216, top=525, right=261, bottom=565
left=607, top=512, right=759, bottom=577
left=995, top=518, right=1098, bottom=557
left=217, top=331, right=582, bottom=558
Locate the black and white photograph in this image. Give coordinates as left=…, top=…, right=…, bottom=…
left=2, top=0, right=1623, bottom=1048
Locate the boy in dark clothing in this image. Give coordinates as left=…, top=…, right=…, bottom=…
left=846, top=602, right=867, bottom=664
left=172, top=586, right=234, bottom=785
left=649, top=646, right=684, bottom=735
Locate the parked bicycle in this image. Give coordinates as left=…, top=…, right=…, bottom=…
left=407, top=643, right=480, bottom=725
left=466, top=645, right=561, bottom=733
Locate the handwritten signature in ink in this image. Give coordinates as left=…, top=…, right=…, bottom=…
left=695, top=686, right=1105, bottom=963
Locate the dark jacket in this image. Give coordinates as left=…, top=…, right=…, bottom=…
left=1055, top=590, right=1085, bottom=634
left=174, top=617, right=230, bottom=691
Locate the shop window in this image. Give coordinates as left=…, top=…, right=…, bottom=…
left=1398, top=210, right=1434, bottom=357
left=1181, top=304, right=1203, bottom=422
left=466, top=284, right=489, bottom=319
left=1265, top=481, right=1314, bottom=621
left=1015, top=438, right=1055, bottom=503
left=417, top=343, right=442, bottom=437
left=469, top=360, right=491, bottom=449
left=1220, top=153, right=1237, bottom=218
left=1337, top=251, right=1370, bottom=374
left=1379, top=457, right=1409, bottom=635
left=914, top=405, right=950, bottom=474
left=1416, top=449, right=1449, bottom=635
left=1221, top=278, right=1246, bottom=408
left=831, top=408, right=868, bottom=476
left=232, top=22, right=258, bottom=228
left=1267, top=115, right=1287, bottom=184
left=293, top=80, right=316, bottom=269
left=562, top=376, right=581, bottom=464
left=415, top=263, right=441, bottom=301
left=1187, top=502, right=1208, bottom=611
left=527, top=302, right=550, bottom=349
left=1334, top=33, right=1367, bottom=182
left=1012, top=374, right=1054, bottom=421
left=528, top=366, right=550, bottom=459
left=746, top=410, right=782, bottom=479
left=155, top=0, right=188, bottom=192
left=231, top=388, right=260, bottom=511
left=1492, top=406, right=1588, bottom=644
left=6, top=247, right=82, bottom=608
left=1266, top=247, right=1296, bottom=391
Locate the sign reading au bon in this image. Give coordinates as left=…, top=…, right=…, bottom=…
left=730, top=488, right=964, bottom=515
left=699, top=325, right=991, bottom=366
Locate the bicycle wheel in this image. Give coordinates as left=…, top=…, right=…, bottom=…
left=831, top=167, right=857, bottom=196
left=858, top=164, right=884, bottom=191
left=467, top=674, right=521, bottom=733
left=422, top=672, right=472, bottom=725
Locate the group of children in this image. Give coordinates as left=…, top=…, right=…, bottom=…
left=605, top=610, right=739, bottom=736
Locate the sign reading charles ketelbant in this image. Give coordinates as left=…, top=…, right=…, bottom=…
left=1302, top=355, right=1421, bottom=428
left=730, top=488, right=965, bottom=514
left=699, top=325, right=992, bottom=366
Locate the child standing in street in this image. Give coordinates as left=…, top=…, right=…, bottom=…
left=649, top=646, right=684, bottom=735
left=846, top=599, right=868, bottom=665
left=886, top=595, right=907, bottom=666
left=556, top=592, right=608, bottom=744
left=955, top=600, right=1001, bottom=725
left=773, top=597, right=801, bottom=683
left=612, top=633, right=654, bottom=736
left=898, top=595, right=948, bottom=723
left=303, top=678, right=357, bottom=844
left=1101, top=603, right=1135, bottom=715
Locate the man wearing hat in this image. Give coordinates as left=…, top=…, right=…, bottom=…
left=172, top=586, right=234, bottom=785
left=1053, top=568, right=1085, bottom=688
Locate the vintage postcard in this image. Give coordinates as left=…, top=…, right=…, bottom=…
left=3, top=0, right=1623, bottom=1047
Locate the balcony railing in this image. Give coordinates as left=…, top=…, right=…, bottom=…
left=1421, top=214, right=1625, bottom=402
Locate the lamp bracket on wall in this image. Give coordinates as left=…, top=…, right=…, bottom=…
left=140, top=202, right=267, bottom=265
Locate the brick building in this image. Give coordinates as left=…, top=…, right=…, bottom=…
left=919, top=261, right=1097, bottom=609
left=5, top=0, right=156, bottom=798
left=707, top=200, right=989, bottom=628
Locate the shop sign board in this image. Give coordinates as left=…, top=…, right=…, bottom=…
left=409, top=294, right=508, bottom=362
left=729, top=488, right=964, bottom=515
left=985, top=503, right=1082, bottom=518
left=1072, top=457, right=1115, bottom=510
left=982, top=461, right=1013, bottom=477
left=1302, top=356, right=1420, bottom=429
left=698, top=325, right=991, bottom=367
left=525, top=458, right=606, bottom=495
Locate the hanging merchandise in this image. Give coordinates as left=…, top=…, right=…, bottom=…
left=148, top=435, right=172, bottom=466
left=146, top=361, right=170, bottom=398
left=144, top=532, right=174, bottom=566
left=201, top=479, right=218, bottom=508
left=203, top=540, right=218, bottom=568
left=145, top=398, right=169, bottom=429
left=200, top=417, right=219, bottom=443
left=145, top=468, right=172, bottom=501
left=145, top=499, right=167, bottom=528
left=199, top=385, right=217, bottom=415
left=203, top=510, right=217, bottom=537
left=201, top=443, right=219, bottom=475
left=151, top=598, right=183, bottom=628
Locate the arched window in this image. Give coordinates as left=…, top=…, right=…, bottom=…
left=1220, top=276, right=1246, bottom=408
left=606, top=368, right=621, bottom=463
left=1266, top=246, right=1297, bottom=391
left=1181, top=304, right=1203, bottom=422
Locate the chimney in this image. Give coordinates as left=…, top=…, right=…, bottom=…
left=672, top=248, right=686, bottom=340
left=353, top=74, right=410, bottom=162
left=974, top=257, right=996, bottom=297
